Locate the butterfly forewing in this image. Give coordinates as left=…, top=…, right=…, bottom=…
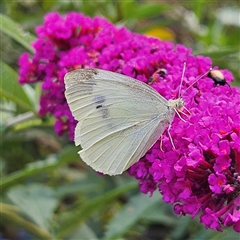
left=64, top=69, right=173, bottom=175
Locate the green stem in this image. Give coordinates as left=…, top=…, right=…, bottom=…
left=1, top=203, right=53, bottom=240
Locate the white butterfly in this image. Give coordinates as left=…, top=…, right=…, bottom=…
left=64, top=68, right=185, bottom=175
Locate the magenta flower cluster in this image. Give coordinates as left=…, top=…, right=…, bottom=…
left=18, top=12, right=240, bottom=232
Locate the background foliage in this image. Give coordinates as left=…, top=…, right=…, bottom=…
left=1, top=1, right=239, bottom=239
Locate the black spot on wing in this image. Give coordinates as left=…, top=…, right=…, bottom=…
left=94, top=95, right=105, bottom=104
left=101, top=108, right=108, bottom=118
left=93, top=95, right=108, bottom=118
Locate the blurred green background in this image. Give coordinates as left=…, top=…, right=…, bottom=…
left=1, top=1, right=239, bottom=240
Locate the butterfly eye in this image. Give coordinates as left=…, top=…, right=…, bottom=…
left=178, top=99, right=184, bottom=108
left=175, top=99, right=184, bottom=110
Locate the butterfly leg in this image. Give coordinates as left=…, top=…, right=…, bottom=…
left=159, top=135, right=163, bottom=152
left=174, top=108, right=187, bottom=123
left=181, top=106, right=191, bottom=116
left=167, top=124, right=176, bottom=149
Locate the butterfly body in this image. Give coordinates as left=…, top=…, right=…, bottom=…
left=64, top=69, right=183, bottom=175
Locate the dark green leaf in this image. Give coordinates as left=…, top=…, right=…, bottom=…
left=7, top=183, right=58, bottom=230
left=104, top=192, right=160, bottom=239
left=193, top=45, right=240, bottom=57
left=68, top=223, right=99, bottom=240
left=1, top=203, right=53, bottom=240
left=144, top=203, right=176, bottom=225
left=56, top=181, right=138, bottom=238
left=122, top=2, right=170, bottom=20
left=0, top=13, right=35, bottom=53
left=0, top=60, right=35, bottom=112
left=1, top=146, right=78, bottom=190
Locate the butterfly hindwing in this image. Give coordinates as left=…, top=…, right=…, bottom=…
left=64, top=69, right=172, bottom=175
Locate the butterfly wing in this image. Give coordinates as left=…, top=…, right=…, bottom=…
left=64, top=69, right=172, bottom=175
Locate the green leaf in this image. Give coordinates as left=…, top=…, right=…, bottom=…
left=0, top=60, right=35, bottom=112
left=1, top=146, right=79, bottom=190
left=55, top=176, right=104, bottom=198
left=68, top=223, right=99, bottom=240
left=1, top=203, right=53, bottom=240
left=104, top=192, right=160, bottom=239
left=144, top=203, right=176, bottom=225
left=7, top=183, right=58, bottom=231
left=171, top=215, right=192, bottom=239
left=122, top=2, right=170, bottom=20
left=193, top=45, right=240, bottom=58
left=56, top=181, right=138, bottom=238
left=187, top=221, right=240, bottom=240
left=0, top=13, right=35, bottom=53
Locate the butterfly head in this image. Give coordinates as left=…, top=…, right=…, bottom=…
left=168, top=98, right=184, bottom=111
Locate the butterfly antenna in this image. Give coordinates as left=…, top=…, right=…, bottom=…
left=178, top=62, right=187, bottom=98
left=182, top=68, right=212, bottom=95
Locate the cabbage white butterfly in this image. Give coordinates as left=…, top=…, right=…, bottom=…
left=64, top=66, right=189, bottom=175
